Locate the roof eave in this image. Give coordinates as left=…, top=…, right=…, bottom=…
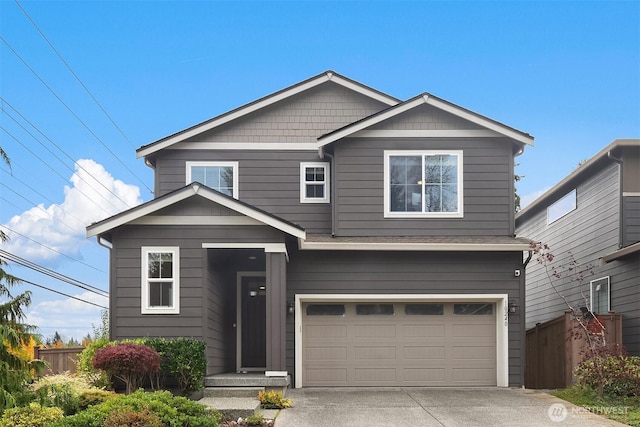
left=298, top=239, right=531, bottom=252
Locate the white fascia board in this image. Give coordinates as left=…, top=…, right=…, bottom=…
left=317, top=96, right=426, bottom=146
left=176, top=142, right=319, bottom=151
left=294, top=293, right=510, bottom=388
left=298, top=240, right=530, bottom=252
left=328, top=73, right=399, bottom=106
left=425, top=97, right=534, bottom=146
left=351, top=130, right=501, bottom=138
left=137, top=76, right=331, bottom=158
left=86, top=189, right=195, bottom=237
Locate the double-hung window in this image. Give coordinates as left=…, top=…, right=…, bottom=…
left=300, top=162, right=329, bottom=203
left=186, top=161, right=238, bottom=198
left=141, top=247, right=180, bottom=314
left=384, top=150, right=463, bottom=217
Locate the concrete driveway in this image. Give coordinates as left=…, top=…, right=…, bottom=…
left=275, top=388, right=629, bottom=427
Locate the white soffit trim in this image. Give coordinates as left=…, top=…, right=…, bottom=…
left=87, top=184, right=306, bottom=239
left=298, top=240, right=530, bottom=252
left=425, top=97, right=534, bottom=146
left=351, top=130, right=501, bottom=138
left=176, top=142, right=318, bottom=151
left=129, top=216, right=262, bottom=226
left=294, top=293, right=510, bottom=388
left=137, top=72, right=398, bottom=158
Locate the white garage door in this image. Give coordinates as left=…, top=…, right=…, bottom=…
left=302, top=302, right=496, bottom=387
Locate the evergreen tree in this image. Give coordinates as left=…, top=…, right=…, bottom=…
left=0, top=147, right=41, bottom=413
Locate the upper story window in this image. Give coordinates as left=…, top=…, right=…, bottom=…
left=186, top=161, right=238, bottom=198
left=590, top=276, right=610, bottom=314
left=300, top=162, right=329, bottom=203
left=547, top=189, right=576, bottom=224
left=384, top=150, right=463, bottom=218
left=141, top=247, right=180, bottom=314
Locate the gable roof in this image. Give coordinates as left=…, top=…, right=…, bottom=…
left=516, top=138, right=640, bottom=222
left=136, top=71, right=400, bottom=158
left=86, top=182, right=306, bottom=241
left=316, top=93, right=535, bottom=148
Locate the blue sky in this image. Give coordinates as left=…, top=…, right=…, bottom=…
left=1, top=0, right=639, bottom=342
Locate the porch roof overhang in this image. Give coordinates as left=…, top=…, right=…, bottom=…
left=86, top=182, right=306, bottom=242
left=298, top=234, right=533, bottom=251
left=601, top=241, right=640, bottom=264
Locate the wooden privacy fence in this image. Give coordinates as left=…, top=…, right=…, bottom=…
left=33, top=346, right=84, bottom=376
left=525, top=311, right=623, bottom=389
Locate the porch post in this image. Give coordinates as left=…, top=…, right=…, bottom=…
left=265, top=251, right=287, bottom=371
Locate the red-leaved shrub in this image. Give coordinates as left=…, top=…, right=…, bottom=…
left=93, top=343, right=160, bottom=394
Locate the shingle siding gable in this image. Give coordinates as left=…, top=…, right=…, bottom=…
left=369, top=103, right=485, bottom=131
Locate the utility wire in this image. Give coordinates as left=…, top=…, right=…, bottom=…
left=13, top=276, right=108, bottom=309
left=0, top=225, right=106, bottom=274
left=0, top=249, right=108, bottom=296
left=1, top=126, right=113, bottom=216
left=14, top=0, right=138, bottom=151
left=0, top=36, right=152, bottom=194
left=1, top=99, right=133, bottom=210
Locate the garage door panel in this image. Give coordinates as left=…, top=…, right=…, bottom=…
left=302, top=302, right=497, bottom=387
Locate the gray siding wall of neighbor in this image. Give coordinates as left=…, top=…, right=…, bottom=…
left=182, top=82, right=389, bottom=144
left=109, top=224, right=284, bottom=341
left=516, top=161, right=623, bottom=329
left=285, top=250, right=525, bottom=387
left=622, top=196, right=640, bottom=247
left=153, top=150, right=331, bottom=234
left=334, top=137, right=515, bottom=237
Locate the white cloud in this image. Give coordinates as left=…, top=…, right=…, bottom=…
left=26, top=291, right=109, bottom=342
left=520, top=187, right=551, bottom=210
left=3, top=159, right=141, bottom=261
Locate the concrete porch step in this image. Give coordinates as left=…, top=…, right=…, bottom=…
left=198, top=396, right=261, bottom=420
left=203, top=386, right=264, bottom=398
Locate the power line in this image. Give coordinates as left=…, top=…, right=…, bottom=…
left=0, top=99, right=133, bottom=210
left=0, top=249, right=108, bottom=297
left=14, top=276, right=108, bottom=309
left=0, top=35, right=153, bottom=194
left=13, top=0, right=138, bottom=151
left=0, top=225, right=106, bottom=274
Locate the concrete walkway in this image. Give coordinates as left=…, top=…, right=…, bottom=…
left=275, top=388, right=630, bottom=427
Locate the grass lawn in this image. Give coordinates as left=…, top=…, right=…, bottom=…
left=552, top=386, right=640, bottom=427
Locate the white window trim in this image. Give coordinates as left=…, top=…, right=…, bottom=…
left=547, top=189, right=576, bottom=224
left=186, top=161, right=239, bottom=199
left=384, top=150, right=464, bottom=218
left=294, top=293, right=509, bottom=388
left=141, top=246, right=180, bottom=315
left=590, top=276, right=611, bottom=314
left=300, top=162, right=330, bottom=203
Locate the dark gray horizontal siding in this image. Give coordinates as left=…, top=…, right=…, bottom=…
left=516, top=162, right=630, bottom=335
left=110, top=224, right=284, bottom=343
left=334, top=138, right=514, bottom=237
left=154, top=150, right=331, bottom=233
left=623, top=196, right=640, bottom=246
left=285, top=250, right=525, bottom=386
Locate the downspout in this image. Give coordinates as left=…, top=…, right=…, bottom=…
left=319, top=148, right=337, bottom=237
left=520, top=250, right=532, bottom=388
left=607, top=151, right=624, bottom=248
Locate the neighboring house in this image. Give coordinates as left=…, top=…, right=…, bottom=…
left=86, top=71, right=535, bottom=388
left=515, top=139, right=640, bottom=357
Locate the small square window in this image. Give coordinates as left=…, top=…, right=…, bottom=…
left=300, top=162, right=329, bottom=203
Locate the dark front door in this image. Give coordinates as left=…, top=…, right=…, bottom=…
left=241, top=275, right=266, bottom=369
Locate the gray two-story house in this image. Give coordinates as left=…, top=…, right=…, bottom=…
left=87, top=71, right=534, bottom=388
left=515, top=139, right=640, bottom=357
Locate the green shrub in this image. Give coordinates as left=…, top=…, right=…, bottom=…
left=30, top=372, right=102, bottom=415
left=258, top=390, right=292, bottom=409
left=53, top=390, right=221, bottom=427
left=101, top=408, right=163, bottom=427
left=77, top=339, right=112, bottom=388
left=575, top=353, right=640, bottom=397
left=244, top=412, right=265, bottom=425
left=0, top=403, right=63, bottom=427
left=77, top=389, right=116, bottom=410
left=144, top=337, right=206, bottom=395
